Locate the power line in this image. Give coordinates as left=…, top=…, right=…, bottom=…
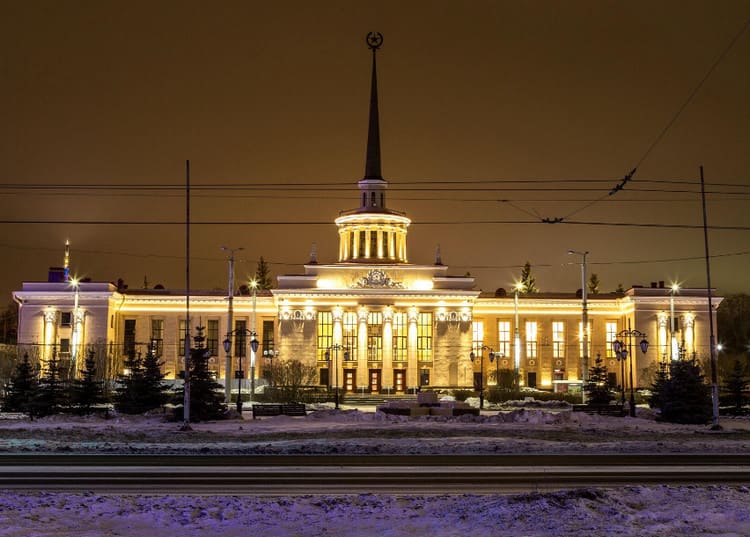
left=0, top=218, right=747, bottom=230
left=3, top=241, right=747, bottom=271
left=557, top=13, right=750, bottom=221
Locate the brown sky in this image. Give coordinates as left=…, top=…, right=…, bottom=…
left=1, top=0, right=749, bottom=300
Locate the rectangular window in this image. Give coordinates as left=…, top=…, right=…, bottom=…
left=124, top=319, right=137, bottom=358
left=342, top=312, right=358, bottom=358
left=317, top=311, right=333, bottom=362
left=349, top=232, right=354, bottom=258
left=392, top=312, right=407, bottom=362
left=59, top=338, right=70, bottom=354
left=178, top=319, right=188, bottom=357
left=472, top=321, right=484, bottom=356
left=206, top=319, right=219, bottom=356
left=234, top=320, right=247, bottom=358
left=150, top=319, right=164, bottom=356
left=525, top=321, right=537, bottom=358
left=370, top=230, right=377, bottom=256
left=606, top=322, right=618, bottom=358
left=367, top=312, right=383, bottom=361
left=552, top=321, right=565, bottom=359
left=359, top=231, right=366, bottom=255
left=60, top=311, right=72, bottom=327
left=497, top=321, right=511, bottom=359
left=417, top=312, right=433, bottom=362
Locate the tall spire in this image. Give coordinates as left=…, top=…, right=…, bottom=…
left=63, top=239, right=71, bottom=282
left=364, top=32, right=384, bottom=181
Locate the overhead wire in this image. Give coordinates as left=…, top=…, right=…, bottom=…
left=552, top=13, right=750, bottom=222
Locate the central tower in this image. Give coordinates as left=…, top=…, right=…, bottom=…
left=335, top=32, right=411, bottom=263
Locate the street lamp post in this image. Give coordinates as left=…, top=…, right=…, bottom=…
left=612, top=320, right=649, bottom=417
left=513, top=282, right=524, bottom=390
left=249, top=279, right=258, bottom=401
left=221, top=246, right=243, bottom=404
left=223, top=328, right=259, bottom=414
left=325, top=344, right=349, bottom=410
left=613, top=344, right=627, bottom=406
left=568, top=250, right=589, bottom=403
left=470, top=346, right=495, bottom=410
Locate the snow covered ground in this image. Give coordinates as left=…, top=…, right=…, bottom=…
left=1, top=405, right=749, bottom=536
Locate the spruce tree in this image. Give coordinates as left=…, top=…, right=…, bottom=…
left=174, top=326, right=227, bottom=421
left=652, top=359, right=712, bottom=424
left=588, top=274, right=600, bottom=295
left=722, top=359, right=749, bottom=414
left=649, top=363, right=670, bottom=411
left=34, top=349, right=68, bottom=417
left=142, top=342, right=169, bottom=410
left=70, top=349, right=107, bottom=415
left=520, top=262, right=538, bottom=293
left=115, top=346, right=168, bottom=415
left=3, top=353, right=38, bottom=417
left=583, top=354, right=614, bottom=405
left=255, top=256, right=273, bottom=290
left=114, top=351, right=146, bottom=414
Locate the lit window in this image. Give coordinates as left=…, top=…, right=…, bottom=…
left=525, top=321, right=537, bottom=358
left=497, top=321, right=511, bottom=358
left=552, top=321, right=565, bottom=358
left=417, top=313, right=433, bottom=362
left=606, top=322, right=617, bottom=358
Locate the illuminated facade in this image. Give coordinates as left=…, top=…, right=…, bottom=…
left=11, top=35, right=723, bottom=394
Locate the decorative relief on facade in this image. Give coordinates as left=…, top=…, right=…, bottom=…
left=351, top=269, right=404, bottom=289
left=357, top=306, right=369, bottom=322
left=436, top=310, right=472, bottom=323
left=407, top=307, right=418, bottom=323
left=43, top=309, right=57, bottom=324
left=383, top=306, right=393, bottom=322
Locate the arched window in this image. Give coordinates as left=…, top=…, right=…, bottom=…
left=362, top=193, right=367, bottom=207
left=380, top=193, right=384, bottom=207
left=371, top=192, right=376, bottom=207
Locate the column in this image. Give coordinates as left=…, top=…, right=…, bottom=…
left=357, top=307, right=368, bottom=390
left=407, top=307, right=418, bottom=390
left=382, top=307, right=394, bottom=389
left=332, top=307, right=343, bottom=390
left=43, top=309, right=57, bottom=361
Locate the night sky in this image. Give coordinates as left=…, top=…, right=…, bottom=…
left=2, top=1, right=749, bottom=301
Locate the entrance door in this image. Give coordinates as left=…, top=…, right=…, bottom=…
left=369, top=369, right=381, bottom=393
left=344, top=369, right=356, bottom=392
left=473, top=372, right=483, bottom=392
left=527, top=371, right=537, bottom=388
left=394, top=369, right=406, bottom=392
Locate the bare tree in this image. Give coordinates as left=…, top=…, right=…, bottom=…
left=266, top=359, right=318, bottom=403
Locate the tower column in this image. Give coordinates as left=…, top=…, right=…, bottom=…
left=43, top=309, right=57, bottom=361
left=407, top=307, right=418, bottom=391
left=357, top=307, right=368, bottom=390
left=332, top=308, right=343, bottom=391
left=382, top=307, right=394, bottom=390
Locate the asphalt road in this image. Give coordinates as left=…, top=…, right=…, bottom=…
left=0, top=454, right=748, bottom=493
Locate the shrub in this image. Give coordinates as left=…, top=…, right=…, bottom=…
left=452, top=389, right=475, bottom=402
